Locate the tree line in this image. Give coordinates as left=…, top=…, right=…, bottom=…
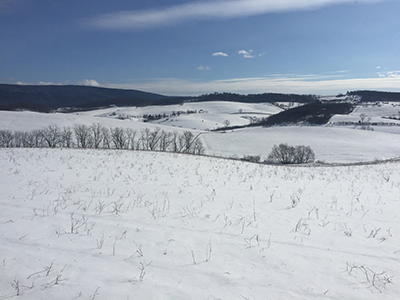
left=0, top=124, right=205, bottom=154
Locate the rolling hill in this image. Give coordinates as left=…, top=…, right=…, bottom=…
left=0, top=84, right=168, bottom=111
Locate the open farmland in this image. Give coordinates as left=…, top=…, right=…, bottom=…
left=1, top=100, right=400, bottom=163
left=1, top=148, right=400, bottom=299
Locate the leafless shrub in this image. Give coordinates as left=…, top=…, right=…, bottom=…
left=43, top=274, right=68, bottom=289
left=89, top=286, right=101, bottom=300
left=110, top=200, right=124, bottom=215
left=96, top=233, right=105, bottom=249
left=70, top=213, right=89, bottom=234
left=133, top=241, right=143, bottom=257
left=138, top=261, right=152, bottom=281
left=112, top=236, right=117, bottom=256
left=244, top=234, right=261, bottom=248
left=205, top=239, right=212, bottom=262
left=267, top=143, right=315, bottom=164
left=11, top=277, right=34, bottom=296
left=346, top=262, right=393, bottom=293
left=11, top=278, right=20, bottom=296
left=293, top=218, right=311, bottom=235
left=27, top=261, right=54, bottom=279
left=290, top=192, right=301, bottom=208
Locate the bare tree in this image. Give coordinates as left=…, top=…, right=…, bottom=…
left=148, top=127, right=161, bottom=151
left=61, top=127, right=73, bottom=148
left=140, top=128, right=151, bottom=150
left=0, top=130, right=14, bottom=147
left=182, top=131, right=194, bottom=153
left=126, top=128, right=137, bottom=150
left=101, top=127, right=111, bottom=149
left=159, top=130, right=172, bottom=152
left=171, top=131, right=180, bottom=153
left=193, top=137, right=205, bottom=155
left=91, top=123, right=104, bottom=149
left=13, top=131, right=25, bottom=147
left=23, top=131, right=37, bottom=148
left=359, top=113, right=370, bottom=124
left=74, top=124, right=93, bottom=148
left=41, top=125, right=62, bottom=148
left=110, top=127, right=127, bottom=149
left=268, top=143, right=315, bottom=164
left=30, top=130, right=44, bottom=148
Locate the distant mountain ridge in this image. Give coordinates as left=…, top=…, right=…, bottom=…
left=1, top=84, right=400, bottom=113
left=0, top=84, right=168, bottom=111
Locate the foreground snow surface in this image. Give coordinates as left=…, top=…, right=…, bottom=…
left=1, top=148, right=399, bottom=299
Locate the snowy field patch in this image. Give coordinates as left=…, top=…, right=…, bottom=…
left=1, top=148, right=399, bottom=299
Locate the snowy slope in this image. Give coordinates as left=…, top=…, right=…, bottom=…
left=202, top=126, right=400, bottom=163
left=1, top=101, right=400, bottom=163
left=330, top=102, right=400, bottom=125
left=1, top=148, right=399, bottom=299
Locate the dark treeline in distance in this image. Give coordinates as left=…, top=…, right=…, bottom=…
left=346, top=90, right=400, bottom=103
left=261, top=102, right=354, bottom=126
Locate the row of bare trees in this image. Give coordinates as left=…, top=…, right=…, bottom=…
left=0, top=124, right=205, bottom=154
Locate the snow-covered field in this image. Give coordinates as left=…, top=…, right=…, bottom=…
left=1, top=100, right=400, bottom=164
left=330, top=102, right=400, bottom=124
left=202, top=126, right=400, bottom=163
left=1, top=148, right=399, bottom=299
left=1, top=100, right=400, bottom=299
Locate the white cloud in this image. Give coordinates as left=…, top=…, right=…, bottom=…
left=387, top=71, right=400, bottom=78
left=212, top=52, right=228, bottom=57
left=103, top=75, right=400, bottom=96
left=16, top=81, right=31, bottom=85
left=38, top=81, right=58, bottom=85
left=238, top=50, right=254, bottom=58
left=79, top=79, right=100, bottom=87
left=197, top=65, right=211, bottom=71
left=377, top=70, right=400, bottom=78
left=85, top=0, right=381, bottom=30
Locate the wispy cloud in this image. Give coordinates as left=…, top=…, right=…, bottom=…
left=78, top=79, right=100, bottom=87
left=238, top=50, right=254, bottom=58
left=85, top=0, right=381, bottom=30
left=212, top=52, right=229, bottom=57
left=378, top=70, right=400, bottom=78
left=197, top=65, right=211, bottom=71
left=15, top=80, right=63, bottom=86
left=103, top=74, right=400, bottom=96
left=15, top=79, right=101, bottom=87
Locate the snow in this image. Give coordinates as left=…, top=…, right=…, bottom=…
left=202, top=126, right=400, bottom=163
left=1, top=101, right=400, bottom=299
left=109, top=101, right=282, bottom=116
left=330, top=102, right=400, bottom=125
left=1, top=148, right=399, bottom=299
left=2, top=100, right=400, bottom=164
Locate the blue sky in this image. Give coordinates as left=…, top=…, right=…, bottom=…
left=1, top=0, right=399, bottom=96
